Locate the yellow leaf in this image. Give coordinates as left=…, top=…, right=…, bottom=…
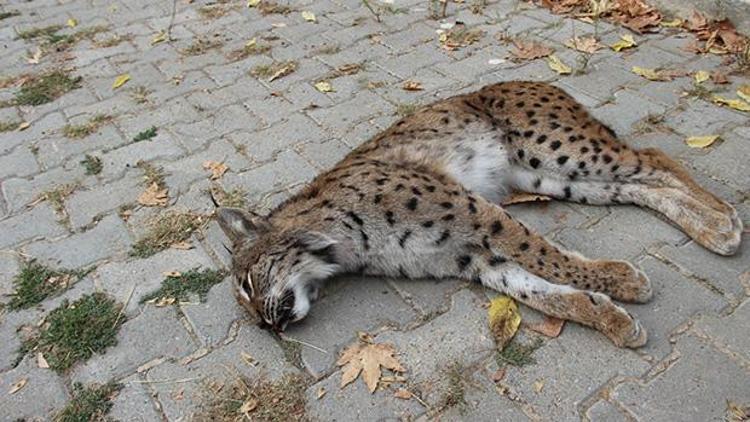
left=712, top=95, right=750, bottom=112
left=240, top=352, right=258, bottom=366
left=151, top=31, right=167, bottom=45
left=316, top=386, right=326, bottom=399
left=393, top=388, right=412, bottom=399
left=67, top=18, right=78, bottom=28
left=661, top=18, right=683, bottom=28
left=245, top=38, right=257, bottom=48
left=737, top=84, right=750, bottom=103
left=302, top=11, right=316, bottom=22
left=488, top=296, right=521, bottom=349
left=112, top=74, right=130, bottom=89
left=685, top=135, right=720, bottom=148
left=563, top=36, right=602, bottom=54
left=546, top=55, right=571, bottom=75
left=9, top=378, right=27, bottom=394
left=247, top=0, right=261, bottom=7
left=631, top=66, right=663, bottom=81
left=314, top=81, right=333, bottom=93
left=694, top=70, right=710, bottom=84
left=611, top=34, right=637, bottom=52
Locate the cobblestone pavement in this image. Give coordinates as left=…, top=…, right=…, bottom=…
left=1, top=0, right=748, bottom=420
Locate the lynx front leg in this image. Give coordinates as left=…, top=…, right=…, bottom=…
left=482, top=264, right=647, bottom=348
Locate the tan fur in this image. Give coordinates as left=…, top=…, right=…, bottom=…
left=218, top=81, right=742, bottom=348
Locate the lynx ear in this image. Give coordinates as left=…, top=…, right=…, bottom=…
left=216, top=207, right=270, bottom=244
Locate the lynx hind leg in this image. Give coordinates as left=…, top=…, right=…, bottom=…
left=483, top=265, right=647, bottom=348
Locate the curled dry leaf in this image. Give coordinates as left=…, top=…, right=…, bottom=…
left=337, top=340, right=405, bottom=393
left=9, top=378, right=28, bottom=394
left=532, top=379, right=545, bottom=393
left=393, top=388, right=412, bottom=400
left=37, top=352, right=50, bottom=369
left=611, top=34, right=637, bottom=52
left=686, top=135, right=720, bottom=148
left=631, top=66, right=683, bottom=82
left=547, top=54, right=572, bottom=75
left=527, top=315, right=565, bottom=338
left=162, top=271, right=181, bottom=277
left=694, top=70, right=710, bottom=84
left=241, top=351, right=258, bottom=366
left=564, top=36, right=602, bottom=54
left=488, top=295, right=521, bottom=349
left=151, top=31, right=167, bottom=45
left=510, top=39, right=553, bottom=61
left=18, top=121, right=31, bottom=131
left=202, top=160, right=228, bottom=180
left=402, top=81, right=423, bottom=91
left=138, top=182, right=168, bottom=207
left=268, top=62, right=296, bottom=82
left=660, top=18, right=683, bottom=28
left=491, top=367, right=506, bottom=383
left=247, top=0, right=260, bottom=6
left=712, top=96, right=750, bottom=112
left=316, top=386, right=326, bottom=400
left=171, top=241, right=193, bottom=250
left=712, top=71, right=729, bottom=85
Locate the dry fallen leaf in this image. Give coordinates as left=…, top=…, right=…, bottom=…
left=247, top=0, right=260, bottom=6
left=686, top=135, right=720, bottom=148
left=527, top=315, right=565, bottom=338
left=137, top=182, right=168, bottom=207
left=151, top=31, right=167, bottom=45
left=202, top=160, right=229, bottom=180
left=301, top=11, right=316, bottom=22
left=402, top=80, right=423, bottom=91
left=510, top=39, right=553, bottom=61
left=337, top=340, right=405, bottom=393
left=393, top=388, right=412, bottom=400
left=9, top=378, right=27, bottom=394
left=314, top=81, right=333, bottom=93
left=67, top=18, right=78, bottom=28
left=736, top=85, right=750, bottom=103
left=113, top=74, right=130, bottom=89
left=171, top=241, right=193, bottom=250
left=154, top=296, right=176, bottom=307
left=37, top=352, right=50, bottom=369
left=547, top=54, right=572, bottom=75
left=660, top=18, right=683, bottom=28
left=727, top=401, right=750, bottom=422
left=712, top=71, right=729, bottom=84
left=27, top=48, right=43, bottom=65
left=241, top=351, right=258, bottom=366
left=611, top=34, right=637, bottom=52
left=162, top=271, right=181, bottom=277
left=491, top=367, right=506, bottom=383
left=316, top=386, right=326, bottom=400
left=631, top=66, right=681, bottom=82
left=532, top=379, right=545, bottom=393
left=502, top=193, right=552, bottom=205
left=240, top=398, right=258, bottom=416
left=563, top=36, right=602, bottom=54
left=712, top=95, right=750, bottom=112
left=488, top=296, right=521, bottom=349
left=18, top=121, right=31, bottom=131
left=268, top=62, right=296, bottom=82
left=694, top=70, right=710, bottom=84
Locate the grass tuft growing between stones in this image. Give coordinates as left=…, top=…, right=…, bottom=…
left=182, top=36, right=224, bottom=56
left=0, top=120, right=22, bottom=132
left=130, top=211, right=208, bottom=258
left=140, top=268, right=225, bottom=305
left=21, top=293, right=124, bottom=372
left=438, top=362, right=468, bottom=412
left=133, top=126, right=157, bottom=142
left=0, top=10, right=21, bottom=21
left=17, top=24, right=63, bottom=40
left=396, top=103, right=418, bottom=116
left=209, top=185, right=247, bottom=208
left=54, top=382, right=121, bottom=422
left=32, top=182, right=80, bottom=223
left=250, top=60, right=297, bottom=80
left=80, top=154, right=103, bottom=175
left=495, top=337, right=543, bottom=367
left=195, top=374, right=309, bottom=422
left=14, top=70, right=82, bottom=106
left=7, top=261, right=89, bottom=310
left=62, top=114, right=113, bottom=138
left=258, top=1, right=295, bottom=15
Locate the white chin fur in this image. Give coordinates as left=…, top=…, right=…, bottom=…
left=292, top=283, right=311, bottom=321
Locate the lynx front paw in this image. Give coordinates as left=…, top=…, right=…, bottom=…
left=595, top=298, right=648, bottom=348
left=597, top=261, right=653, bottom=304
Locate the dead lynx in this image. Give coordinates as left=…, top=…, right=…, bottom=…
left=217, top=81, right=742, bottom=348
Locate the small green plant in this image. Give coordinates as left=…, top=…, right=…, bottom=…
left=250, top=60, right=297, bottom=80
left=7, top=261, right=88, bottom=310
left=13, top=70, right=82, bottom=106
left=21, top=293, right=124, bottom=372
left=54, top=382, right=122, bottom=422
left=314, top=44, right=340, bottom=55
left=140, top=268, right=225, bottom=304
left=17, top=24, right=63, bottom=40
left=439, top=363, right=468, bottom=412
left=62, top=114, right=113, bottom=138
left=130, top=211, right=207, bottom=258
left=80, top=154, right=103, bottom=175
left=182, top=36, right=224, bottom=56
left=0, top=10, right=20, bottom=20
left=129, top=86, right=152, bottom=104
left=396, top=103, right=418, bottom=116
left=33, top=182, right=79, bottom=220
left=0, top=120, right=21, bottom=132
left=495, top=337, right=544, bottom=367
left=133, top=126, right=157, bottom=142
left=226, top=40, right=272, bottom=61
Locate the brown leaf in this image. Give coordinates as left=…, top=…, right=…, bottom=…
left=402, top=81, right=423, bottom=91
left=712, top=71, right=729, bottom=84
left=491, top=367, right=506, bottom=383
left=9, top=378, right=27, bottom=394
left=162, top=271, right=181, bottom=278
left=170, top=241, right=193, bottom=250
left=393, top=388, right=412, bottom=400
left=564, top=36, right=602, bottom=54
left=202, top=160, right=228, bottom=180
left=527, top=315, right=565, bottom=338
left=337, top=340, right=405, bottom=393
left=137, top=182, right=168, bottom=207
left=510, top=39, right=553, bottom=61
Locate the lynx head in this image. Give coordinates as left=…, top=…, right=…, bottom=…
left=216, top=207, right=340, bottom=331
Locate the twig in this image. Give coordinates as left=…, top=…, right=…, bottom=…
left=130, top=376, right=200, bottom=384
left=166, top=0, right=178, bottom=41
left=279, top=334, right=328, bottom=354
left=113, top=284, right=135, bottom=328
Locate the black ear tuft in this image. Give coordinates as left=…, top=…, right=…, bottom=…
left=216, top=207, right=269, bottom=244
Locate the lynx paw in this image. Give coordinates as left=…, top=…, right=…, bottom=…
left=597, top=261, right=653, bottom=304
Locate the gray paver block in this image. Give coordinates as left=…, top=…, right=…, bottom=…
left=690, top=126, right=750, bottom=190
left=97, top=133, right=185, bottom=182
left=72, top=305, right=197, bottom=384
left=613, top=335, right=749, bottom=421
left=439, top=367, right=530, bottom=422
left=387, top=278, right=465, bottom=317
left=0, top=204, right=68, bottom=249
left=584, top=400, right=629, bottom=421
left=228, top=113, right=327, bottom=163
left=108, top=375, right=163, bottom=422
left=147, top=324, right=299, bottom=421
left=223, top=150, right=317, bottom=202
left=181, top=280, right=245, bottom=347
left=0, top=356, right=70, bottom=421
left=283, top=275, right=417, bottom=378
left=0, top=252, right=20, bottom=303
left=663, top=100, right=747, bottom=137
left=297, top=138, right=352, bottom=170
left=692, top=300, right=750, bottom=362
left=66, top=173, right=143, bottom=229
left=23, top=214, right=132, bottom=268
left=590, top=89, right=667, bottom=137
left=307, top=89, right=394, bottom=133
left=0, top=145, right=39, bottom=180
left=506, top=201, right=591, bottom=236
left=1, top=165, right=89, bottom=214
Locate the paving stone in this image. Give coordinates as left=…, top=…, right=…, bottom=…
left=108, top=375, right=163, bottom=422
left=613, top=335, right=749, bottom=421
left=500, top=325, right=650, bottom=421
left=0, top=164, right=90, bottom=214
left=0, top=356, right=70, bottom=421
left=222, top=150, right=317, bottom=202
left=440, top=367, right=530, bottom=421
left=72, top=305, right=197, bottom=384
left=663, top=100, right=747, bottom=137
left=94, top=246, right=216, bottom=315
left=307, top=89, right=395, bottom=133
left=181, top=279, right=246, bottom=348
left=0, top=112, right=65, bottom=155
left=284, top=275, right=417, bottom=378
left=558, top=62, right=641, bottom=102
left=590, top=89, right=667, bottom=137
left=387, top=278, right=465, bottom=317
left=584, top=400, right=629, bottom=421
left=147, top=324, right=299, bottom=421
left=691, top=300, right=750, bottom=362
left=227, top=113, right=327, bottom=163
left=97, top=133, right=185, bottom=182
left=0, top=204, right=67, bottom=249
left=0, top=145, right=39, bottom=180
left=506, top=201, right=591, bottom=236
left=23, top=214, right=132, bottom=268
left=0, top=253, right=20, bottom=304
left=297, top=138, right=352, bottom=170
left=689, top=126, right=750, bottom=190
left=34, top=126, right=127, bottom=170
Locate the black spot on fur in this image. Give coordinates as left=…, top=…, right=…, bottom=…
left=529, top=158, right=541, bottom=169
left=373, top=194, right=383, bottom=204
left=440, top=202, right=453, bottom=209
left=519, top=242, right=529, bottom=251
left=347, top=211, right=364, bottom=226
left=435, top=230, right=451, bottom=245
left=488, top=255, right=507, bottom=266
left=557, top=155, right=569, bottom=165
left=385, top=211, right=395, bottom=226
left=468, top=202, right=477, bottom=214
left=550, top=140, right=562, bottom=150
left=399, top=230, right=412, bottom=248
left=406, top=197, right=418, bottom=211
left=456, top=255, right=472, bottom=272
left=491, top=220, right=503, bottom=234
left=442, top=214, right=455, bottom=221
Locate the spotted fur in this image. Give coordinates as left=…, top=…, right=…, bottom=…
left=218, top=81, right=742, bottom=348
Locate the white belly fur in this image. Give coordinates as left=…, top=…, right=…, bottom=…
left=441, top=131, right=512, bottom=203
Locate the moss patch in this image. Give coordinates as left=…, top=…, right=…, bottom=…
left=195, top=374, right=309, bottom=422
left=133, top=126, right=157, bottom=142
left=62, top=114, right=113, bottom=138
left=17, top=24, right=63, bottom=40
left=54, top=382, right=121, bottom=422
left=439, top=363, right=467, bottom=412
left=140, top=268, right=225, bottom=305
left=396, top=103, right=418, bottom=116
left=250, top=61, right=297, bottom=80
left=495, top=337, right=543, bottom=367
left=258, top=1, right=295, bottom=15
left=130, top=211, right=208, bottom=258
left=7, top=261, right=88, bottom=310
left=182, top=36, right=224, bottom=56
left=80, top=154, right=103, bottom=175
left=21, top=293, right=124, bottom=372
left=0, top=10, right=21, bottom=21
left=14, top=70, right=82, bottom=106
